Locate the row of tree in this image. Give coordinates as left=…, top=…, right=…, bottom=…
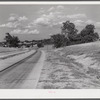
left=51, top=21, right=99, bottom=48
left=4, top=20, right=100, bottom=48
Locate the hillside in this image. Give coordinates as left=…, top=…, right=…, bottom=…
left=37, top=41, right=100, bottom=89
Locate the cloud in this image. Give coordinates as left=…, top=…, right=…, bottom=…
left=74, top=20, right=84, bottom=23
left=0, top=24, right=6, bottom=27
left=0, top=14, right=28, bottom=29
left=34, top=9, right=66, bottom=27
left=11, top=29, right=21, bottom=34
left=8, top=16, right=17, bottom=21
left=74, top=19, right=100, bottom=28
left=50, top=21, right=63, bottom=28
left=25, top=22, right=37, bottom=29
left=8, top=14, right=18, bottom=21
left=74, top=19, right=97, bottom=27
left=34, top=17, right=50, bottom=26
left=34, top=12, right=54, bottom=26
left=0, top=21, right=20, bottom=28
left=28, top=29, right=39, bottom=34
left=67, top=14, right=87, bottom=19
left=48, top=5, right=64, bottom=12
left=0, top=13, right=39, bottom=35
left=73, top=19, right=100, bottom=28
left=18, top=16, right=28, bottom=21
left=85, top=20, right=94, bottom=24
left=36, top=6, right=87, bottom=28
left=95, top=22, right=100, bottom=28
left=34, top=5, right=68, bottom=28
left=38, top=8, right=45, bottom=14
left=10, top=28, right=39, bottom=34
left=48, top=7, right=55, bottom=12
left=23, top=29, right=29, bottom=33
left=8, top=14, right=28, bottom=22
left=74, top=20, right=84, bottom=26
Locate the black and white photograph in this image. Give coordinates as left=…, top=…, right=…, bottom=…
left=0, top=1, right=100, bottom=91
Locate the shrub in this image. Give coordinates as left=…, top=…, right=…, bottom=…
left=51, top=34, right=69, bottom=48
left=37, top=42, right=44, bottom=48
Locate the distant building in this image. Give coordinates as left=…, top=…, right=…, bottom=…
left=18, top=41, right=37, bottom=48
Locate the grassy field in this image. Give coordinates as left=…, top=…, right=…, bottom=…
left=37, top=41, right=100, bottom=89
left=0, top=47, right=26, bottom=56
left=0, top=47, right=18, bottom=53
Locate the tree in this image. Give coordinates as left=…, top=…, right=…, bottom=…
left=37, top=42, right=44, bottom=48
left=4, top=33, right=20, bottom=47
left=4, top=33, right=13, bottom=47
left=51, top=22, right=99, bottom=48
left=12, top=36, right=20, bottom=47
left=51, top=34, right=69, bottom=48
left=61, top=21, right=78, bottom=41
left=79, top=24, right=99, bottom=43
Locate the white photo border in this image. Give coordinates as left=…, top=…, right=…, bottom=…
left=0, top=1, right=100, bottom=99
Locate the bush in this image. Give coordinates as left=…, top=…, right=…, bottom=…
left=51, top=34, right=69, bottom=48
left=37, top=42, right=44, bottom=48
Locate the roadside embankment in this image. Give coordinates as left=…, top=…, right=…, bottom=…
left=37, top=42, right=100, bottom=89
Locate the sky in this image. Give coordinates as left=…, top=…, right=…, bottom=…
left=0, top=4, right=100, bottom=41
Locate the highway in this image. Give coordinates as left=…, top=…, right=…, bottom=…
left=0, top=50, right=44, bottom=89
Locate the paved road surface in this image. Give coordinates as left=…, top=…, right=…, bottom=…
left=0, top=50, right=43, bottom=89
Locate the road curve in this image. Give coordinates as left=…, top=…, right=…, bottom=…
left=0, top=50, right=44, bottom=89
